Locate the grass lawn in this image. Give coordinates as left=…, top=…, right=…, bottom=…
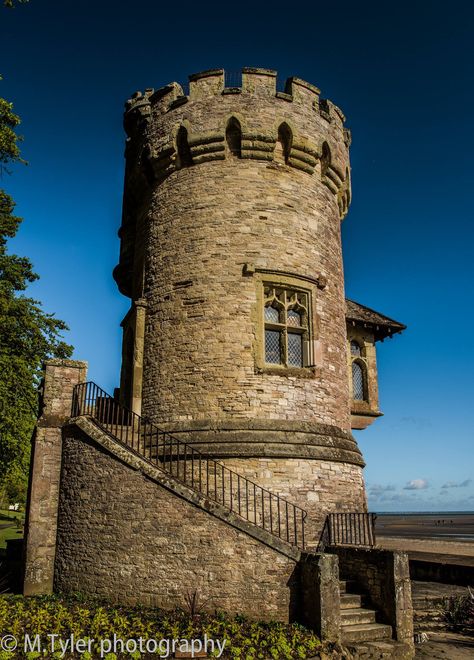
left=0, top=524, right=23, bottom=550
left=0, top=509, right=24, bottom=550
left=0, top=508, right=24, bottom=521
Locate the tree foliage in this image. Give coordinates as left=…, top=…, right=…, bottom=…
left=3, top=1, right=29, bottom=8
left=0, top=79, right=72, bottom=505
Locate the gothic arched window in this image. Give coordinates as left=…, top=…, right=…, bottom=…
left=263, top=285, right=310, bottom=368
left=321, top=141, right=331, bottom=177
left=226, top=117, right=242, bottom=158
left=176, top=126, right=193, bottom=168
left=275, top=123, right=292, bottom=164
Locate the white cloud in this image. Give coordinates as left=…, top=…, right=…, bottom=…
left=368, top=484, right=396, bottom=497
left=403, top=479, right=429, bottom=490
left=441, top=479, right=472, bottom=489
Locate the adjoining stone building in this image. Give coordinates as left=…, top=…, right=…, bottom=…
left=23, top=68, right=413, bottom=654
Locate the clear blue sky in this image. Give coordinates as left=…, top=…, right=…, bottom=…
left=2, top=0, right=473, bottom=512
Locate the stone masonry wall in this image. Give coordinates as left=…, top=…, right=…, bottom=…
left=55, top=429, right=299, bottom=621
left=220, top=457, right=367, bottom=547
left=142, top=157, right=350, bottom=431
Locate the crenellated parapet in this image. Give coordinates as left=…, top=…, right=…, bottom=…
left=123, top=68, right=351, bottom=218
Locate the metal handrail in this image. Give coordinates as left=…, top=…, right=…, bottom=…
left=72, top=381, right=307, bottom=549
left=318, top=512, right=377, bottom=551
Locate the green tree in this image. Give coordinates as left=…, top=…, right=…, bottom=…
left=0, top=80, right=72, bottom=506
left=3, top=1, right=28, bottom=8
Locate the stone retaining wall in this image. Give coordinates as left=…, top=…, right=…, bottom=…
left=54, top=427, right=299, bottom=621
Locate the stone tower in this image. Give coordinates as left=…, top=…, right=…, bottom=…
left=114, top=68, right=366, bottom=538
left=23, top=69, right=413, bottom=645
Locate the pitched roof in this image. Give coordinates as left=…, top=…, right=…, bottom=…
left=346, top=299, right=406, bottom=341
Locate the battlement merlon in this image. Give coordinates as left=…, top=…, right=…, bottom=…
left=123, top=68, right=348, bottom=130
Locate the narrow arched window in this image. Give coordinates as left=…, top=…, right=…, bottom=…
left=226, top=117, right=242, bottom=158
left=176, top=126, right=193, bottom=168
left=274, top=123, right=292, bottom=164
left=321, top=141, right=331, bottom=176
left=352, top=361, right=366, bottom=401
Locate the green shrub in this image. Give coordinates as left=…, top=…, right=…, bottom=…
left=0, top=594, right=323, bottom=659
left=439, top=593, right=474, bottom=630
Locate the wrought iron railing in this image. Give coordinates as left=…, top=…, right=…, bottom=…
left=224, top=70, right=242, bottom=89
left=72, top=381, right=307, bottom=549
left=318, top=512, right=376, bottom=551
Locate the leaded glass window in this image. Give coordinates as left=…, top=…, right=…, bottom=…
left=288, top=332, right=303, bottom=366
left=263, top=285, right=310, bottom=368
left=349, top=337, right=368, bottom=401
left=265, top=330, right=281, bottom=364
left=352, top=361, right=365, bottom=400
left=287, top=309, right=301, bottom=327
left=264, top=306, right=280, bottom=323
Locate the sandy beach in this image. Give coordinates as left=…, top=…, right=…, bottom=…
left=375, top=513, right=474, bottom=562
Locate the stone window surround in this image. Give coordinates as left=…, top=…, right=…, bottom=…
left=264, top=286, right=309, bottom=368
left=348, top=337, right=369, bottom=403
left=351, top=359, right=367, bottom=402
left=251, top=269, right=323, bottom=378
left=346, top=330, right=380, bottom=419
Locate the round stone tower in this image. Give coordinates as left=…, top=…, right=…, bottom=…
left=114, top=68, right=367, bottom=539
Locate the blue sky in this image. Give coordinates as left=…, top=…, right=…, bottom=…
left=1, top=0, right=473, bottom=511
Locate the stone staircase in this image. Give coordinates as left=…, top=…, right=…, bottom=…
left=340, top=578, right=392, bottom=644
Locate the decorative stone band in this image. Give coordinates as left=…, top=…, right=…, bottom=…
left=288, top=139, right=320, bottom=174
left=142, top=124, right=350, bottom=218
left=188, top=131, right=225, bottom=164
left=145, top=141, right=175, bottom=180
left=241, top=133, right=275, bottom=162
left=151, top=420, right=365, bottom=467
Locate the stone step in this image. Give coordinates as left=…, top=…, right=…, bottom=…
left=341, top=622, right=392, bottom=644
left=413, top=609, right=446, bottom=630
left=340, top=593, right=362, bottom=609
left=340, top=607, right=376, bottom=625
left=414, top=619, right=447, bottom=632
left=414, top=611, right=445, bottom=623
left=339, top=579, right=357, bottom=593
left=345, top=639, right=412, bottom=659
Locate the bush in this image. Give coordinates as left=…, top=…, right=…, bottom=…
left=0, top=594, right=324, bottom=659
left=440, top=591, right=474, bottom=630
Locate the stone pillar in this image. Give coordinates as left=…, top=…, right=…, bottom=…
left=118, top=299, right=147, bottom=415
left=393, top=552, right=415, bottom=647
left=23, top=359, right=87, bottom=595
left=299, top=553, right=341, bottom=642
left=131, top=299, right=146, bottom=416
